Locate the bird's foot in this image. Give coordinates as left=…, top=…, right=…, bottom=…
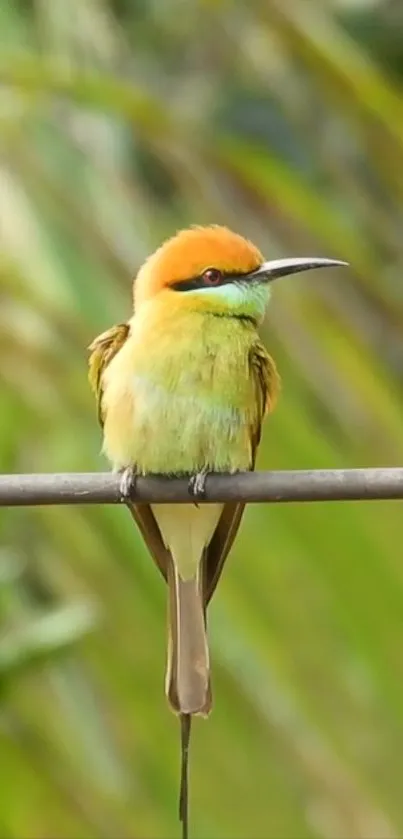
left=188, top=469, right=209, bottom=504
left=119, top=465, right=137, bottom=502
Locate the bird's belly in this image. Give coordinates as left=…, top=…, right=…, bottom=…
left=103, top=373, right=253, bottom=475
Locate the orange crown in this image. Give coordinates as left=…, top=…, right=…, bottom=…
left=134, top=225, right=263, bottom=307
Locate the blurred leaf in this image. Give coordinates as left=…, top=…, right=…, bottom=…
left=1, top=1, right=403, bottom=838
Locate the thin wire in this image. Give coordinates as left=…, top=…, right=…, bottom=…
left=2, top=468, right=403, bottom=506
left=179, top=714, right=192, bottom=839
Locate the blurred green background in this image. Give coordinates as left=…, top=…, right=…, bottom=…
left=1, top=0, right=403, bottom=837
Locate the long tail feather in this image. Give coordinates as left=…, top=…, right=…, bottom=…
left=166, top=560, right=211, bottom=715
left=179, top=713, right=191, bottom=839
left=150, top=504, right=219, bottom=839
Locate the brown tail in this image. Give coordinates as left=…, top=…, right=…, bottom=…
left=166, top=559, right=212, bottom=716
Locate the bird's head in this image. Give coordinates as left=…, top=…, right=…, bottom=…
left=134, top=225, right=347, bottom=322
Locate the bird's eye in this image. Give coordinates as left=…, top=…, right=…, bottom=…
left=202, top=268, right=222, bottom=286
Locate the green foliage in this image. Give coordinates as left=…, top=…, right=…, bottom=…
left=1, top=1, right=403, bottom=836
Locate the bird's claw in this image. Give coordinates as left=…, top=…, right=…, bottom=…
left=188, top=470, right=208, bottom=502
left=119, top=466, right=137, bottom=502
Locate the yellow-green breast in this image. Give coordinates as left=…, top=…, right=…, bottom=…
left=102, top=304, right=260, bottom=475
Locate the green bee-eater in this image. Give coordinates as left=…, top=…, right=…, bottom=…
left=88, top=224, right=346, bottom=836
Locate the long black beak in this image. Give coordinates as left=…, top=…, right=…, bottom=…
left=246, top=257, right=348, bottom=283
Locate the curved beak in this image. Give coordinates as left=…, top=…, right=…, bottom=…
left=246, top=257, right=348, bottom=283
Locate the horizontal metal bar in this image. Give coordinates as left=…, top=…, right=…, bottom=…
left=0, top=469, right=402, bottom=507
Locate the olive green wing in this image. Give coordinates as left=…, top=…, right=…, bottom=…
left=88, top=323, right=130, bottom=426
left=204, top=340, right=280, bottom=604
left=88, top=322, right=169, bottom=583
left=248, top=338, right=280, bottom=463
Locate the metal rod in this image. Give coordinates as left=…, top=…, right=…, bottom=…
left=0, top=469, right=402, bottom=507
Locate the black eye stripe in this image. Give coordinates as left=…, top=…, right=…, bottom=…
left=170, top=272, right=235, bottom=292
left=170, top=266, right=260, bottom=292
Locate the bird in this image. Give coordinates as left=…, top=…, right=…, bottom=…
left=88, top=224, right=346, bottom=837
